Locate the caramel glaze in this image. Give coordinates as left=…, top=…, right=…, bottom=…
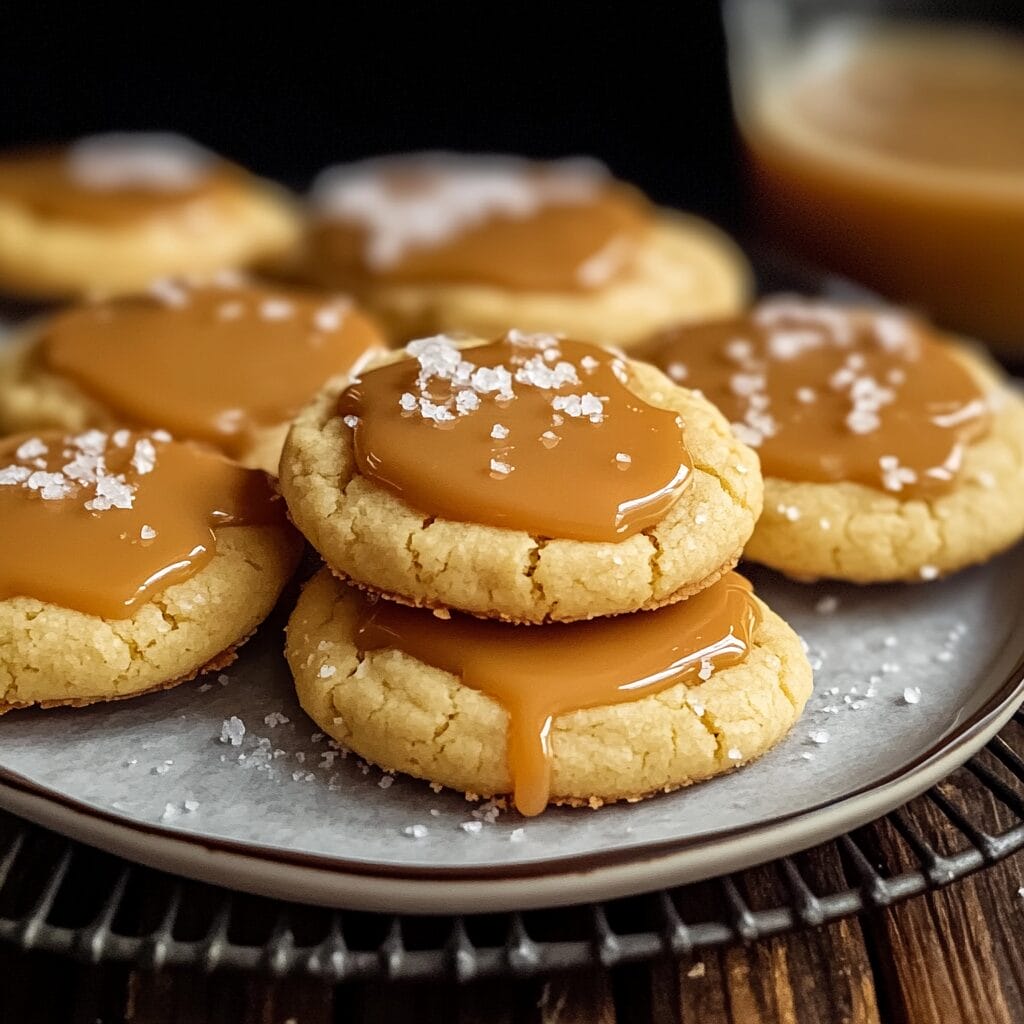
left=640, top=300, right=991, bottom=498
left=356, top=571, right=760, bottom=816
left=338, top=334, right=693, bottom=542
left=0, top=148, right=242, bottom=225
left=0, top=430, right=287, bottom=619
left=308, top=159, right=653, bottom=292
left=43, top=282, right=383, bottom=456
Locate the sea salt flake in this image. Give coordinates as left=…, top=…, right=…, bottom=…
left=460, top=821, right=483, bottom=835
left=815, top=595, right=839, bottom=615
left=260, top=298, right=294, bottom=320
left=809, top=729, right=830, bottom=744
left=0, top=465, right=31, bottom=485
left=491, top=423, right=509, bottom=440
left=402, top=824, right=428, bottom=839
left=614, top=452, right=632, bottom=466
left=319, top=664, right=337, bottom=679
left=16, top=438, right=47, bottom=460
left=183, top=798, right=200, bottom=813
left=264, top=712, right=290, bottom=727
left=903, top=687, right=922, bottom=705
left=490, top=458, right=513, bottom=476
left=219, top=716, right=245, bottom=746
left=379, top=775, right=395, bottom=789
left=140, top=524, right=157, bottom=540
left=510, top=828, right=526, bottom=842
left=131, top=438, right=157, bottom=475
left=343, top=415, right=359, bottom=428
left=667, top=362, right=688, bottom=382
left=727, top=747, right=742, bottom=760
left=919, top=565, right=940, bottom=581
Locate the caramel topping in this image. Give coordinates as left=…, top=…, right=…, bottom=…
left=641, top=299, right=991, bottom=497
left=0, top=135, right=241, bottom=224
left=308, top=155, right=652, bottom=292
left=338, top=333, right=692, bottom=542
left=43, top=281, right=383, bottom=456
left=0, top=430, right=286, bottom=619
left=356, top=571, right=760, bottom=816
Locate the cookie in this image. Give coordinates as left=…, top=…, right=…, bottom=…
left=279, top=332, right=763, bottom=622
left=0, top=133, right=299, bottom=299
left=287, top=568, right=812, bottom=815
left=0, top=278, right=385, bottom=474
left=0, top=429, right=301, bottom=712
left=639, top=298, right=1024, bottom=582
left=302, top=153, right=749, bottom=345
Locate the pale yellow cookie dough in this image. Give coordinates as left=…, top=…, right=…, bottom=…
left=745, top=351, right=1024, bottom=582
left=0, top=328, right=299, bottom=476
left=0, top=525, right=302, bottom=713
left=320, top=212, right=751, bottom=347
left=0, top=180, right=299, bottom=300
left=287, top=569, right=813, bottom=809
left=279, top=349, right=763, bottom=623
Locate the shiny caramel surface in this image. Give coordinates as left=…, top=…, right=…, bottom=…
left=0, top=135, right=241, bottom=224
left=0, top=430, right=286, bottom=619
left=338, top=333, right=692, bottom=542
left=641, top=299, right=991, bottom=497
left=308, top=155, right=652, bottom=292
left=355, top=571, right=760, bottom=815
left=43, top=280, right=383, bottom=455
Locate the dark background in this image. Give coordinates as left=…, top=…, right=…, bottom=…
left=0, top=6, right=739, bottom=227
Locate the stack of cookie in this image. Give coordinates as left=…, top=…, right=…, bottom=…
left=281, top=330, right=813, bottom=816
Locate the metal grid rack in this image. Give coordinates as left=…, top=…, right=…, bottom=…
left=2, top=710, right=1023, bottom=983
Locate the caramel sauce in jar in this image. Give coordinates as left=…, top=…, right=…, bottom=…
left=338, top=332, right=692, bottom=542
left=641, top=299, right=991, bottom=497
left=43, top=280, right=383, bottom=456
left=0, top=429, right=286, bottom=619
left=308, top=155, right=653, bottom=293
left=355, top=571, right=760, bottom=815
left=740, top=24, right=1024, bottom=349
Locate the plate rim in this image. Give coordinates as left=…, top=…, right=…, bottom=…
left=0, top=635, right=1022, bottom=912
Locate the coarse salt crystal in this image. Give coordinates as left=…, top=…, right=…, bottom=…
left=510, top=828, right=526, bottom=842
left=490, top=458, right=513, bottom=476
left=727, top=747, right=742, bottom=760
left=260, top=298, right=294, bottom=320
left=219, top=717, right=245, bottom=746
left=264, top=712, right=290, bottom=727
left=490, top=423, right=509, bottom=440
left=399, top=392, right=418, bottom=412
left=343, top=415, right=359, bottom=428
left=614, top=452, right=631, bottom=467
left=903, top=687, right=922, bottom=705
left=140, top=524, right=157, bottom=540
left=460, top=821, right=483, bottom=835
left=402, top=824, right=428, bottom=839
left=809, top=729, right=830, bottom=744
left=920, top=565, right=940, bottom=581
left=319, top=665, right=337, bottom=679
left=16, top=438, right=47, bottom=460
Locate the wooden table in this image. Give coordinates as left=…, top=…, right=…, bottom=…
left=3, top=790, right=1023, bottom=1024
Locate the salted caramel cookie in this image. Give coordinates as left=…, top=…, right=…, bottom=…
left=287, top=568, right=812, bottom=815
left=0, top=429, right=301, bottom=713
left=0, top=133, right=299, bottom=299
left=0, top=277, right=385, bottom=474
left=302, top=153, right=749, bottom=346
left=640, top=298, right=1024, bottom=582
left=279, top=332, right=763, bottom=622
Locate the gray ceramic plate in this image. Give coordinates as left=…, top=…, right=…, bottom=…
left=1, top=546, right=1022, bottom=914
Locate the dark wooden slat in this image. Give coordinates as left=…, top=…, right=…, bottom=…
left=649, top=846, right=881, bottom=1023
left=861, top=789, right=1024, bottom=1024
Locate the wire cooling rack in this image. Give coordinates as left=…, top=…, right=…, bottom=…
left=2, top=710, right=1023, bottom=982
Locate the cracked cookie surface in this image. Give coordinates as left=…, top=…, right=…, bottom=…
left=286, top=569, right=813, bottom=810
left=746, top=356, right=1024, bottom=582
left=0, top=525, right=301, bottom=713
left=279, top=352, right=763, bottom=622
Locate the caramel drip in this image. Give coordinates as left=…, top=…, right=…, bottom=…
left=338, top=334, right=692, bottom=542
left=43, top=284, right=383, bottom=455
left=0, top=431, right=287, bottom=619
left=0, top=148, right=241, bottom=224
left=640, top=301, right=991, bottom=497
left=308, top=159, right=652, bottom=292
left=355, top=572, right=760, bottom=816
